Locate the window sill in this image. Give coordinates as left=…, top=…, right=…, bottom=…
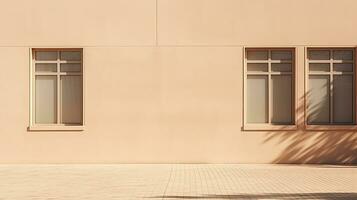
left=305, top=125, right=357, bottom=131
left=28, top=125, right=84, bottom=131
left=243, top=124, right=297, bottom=131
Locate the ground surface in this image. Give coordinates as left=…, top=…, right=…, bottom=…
left=0, top=164, right=356, bottom=200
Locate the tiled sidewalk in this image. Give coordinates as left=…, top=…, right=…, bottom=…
left=0, top=164, right=356, bottom=199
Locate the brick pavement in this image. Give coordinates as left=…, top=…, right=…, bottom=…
left=0, top=164, right=355, bottom=199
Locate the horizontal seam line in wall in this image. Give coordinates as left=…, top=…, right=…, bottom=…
left=0, top=45, right=356, bottom=48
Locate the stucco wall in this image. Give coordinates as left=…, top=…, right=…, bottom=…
left=0, top=0, right=356, bottom=163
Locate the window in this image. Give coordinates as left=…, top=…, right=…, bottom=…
left=244, top=48, right=295, bottom=130
left=307, top=48, right=355, bottom=125
left=30, top=49, right=84, bottom=131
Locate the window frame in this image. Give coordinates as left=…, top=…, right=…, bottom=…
left=243, top=47, right=298, bottom=131
left=304, top=47, right=357, bottom=131
left=29, top=48, right=85, bottom=131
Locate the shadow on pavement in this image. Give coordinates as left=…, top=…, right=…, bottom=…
left=149, top=193, right=357, bottom=199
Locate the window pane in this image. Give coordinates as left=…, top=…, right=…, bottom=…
left=35, top=76, right=57, bottom=124
left=308, top=50, right=330, bottom=60
left=271, top=75, right=292, bottom=124
left=308, top=75, right=330, bottom=124
left=35, top=51, right=57, bottom=61
left=35, top=63, right=57, bottom=72
left=60, top=51, right=81, bottom=61
left=333, top=75, right=353, bottom=124
left=61, top=63, right=82, bottom=72
left=247, top=50, right=268, bottom=60
left=61, top=76, right=83, bottom=124
left=271, top=63, right=292, bottom=72
left=271, top=50, right=292, bottom=60
left=333, top=50, right=353, bottom=60
left=333, top=63, right=353, bottom=72
left=247, top=76, right=268, bottom=123
left=309, top=63, right=330, bottom=72
left=247, top=63, right=268, bottom=72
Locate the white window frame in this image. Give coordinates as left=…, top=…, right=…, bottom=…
left=29, top=48, right=85, bottom=131
left=243, top=47, right=298, bottom=131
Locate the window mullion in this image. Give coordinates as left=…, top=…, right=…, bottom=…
left=57, top=51, right=61, bottom=124
left=330, top=49, right=334, bottom=124
left=32, top=52, right=35, bottom=126
left=291, top=49, right=295, bottom=124
left=268, top=50, right=272, bottom=124
left=352, top=49, right=356, bottom=124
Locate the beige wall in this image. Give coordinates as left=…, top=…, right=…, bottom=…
left=0, top=0, right=356, bottom=164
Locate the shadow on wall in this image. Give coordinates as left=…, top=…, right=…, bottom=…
left=265, top=130, right=357, bottom=164
left=149, top=193, right=357, bottom=200
left=265, top=89, right=357, bottom=164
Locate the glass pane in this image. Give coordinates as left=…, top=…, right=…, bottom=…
left=309, top=63, right=330, bottom=72
left=308, top=75, right=330, bottom=124
left=60, top=51, right=81, bottom=61
left=35, top=76, right=57, bottom=124
left=35, top=51, right=57, bottom=61
left=308, top=50, right=330, bottom=60
left=61, top=76, right=83, bottom=124
left=333, top=50, right=353, bottom=60
left=271, top=75, right=292, bottom=124
left=271, top=63, right=292, bottom=72
left=61, top=64, right=82, bottom=72
left=333, top=63, right=353, bottom=72
left=271, top=50, right=292, bottom=60
left=35, top=63, right=57, bottom=72
left=247, top=76, right=268, bottom=123
left=247, top=63, right=268, bottom=72
left=333, top=75, right=353, bottom=124
left=247, top=50, right=268, bottom=60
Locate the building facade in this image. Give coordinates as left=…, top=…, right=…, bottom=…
left=0, top=0, right=356, bottom=164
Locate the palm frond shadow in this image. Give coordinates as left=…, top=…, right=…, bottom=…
left=149, top=192, right=357, bottom=199
left=264, top=90, right=357, bottom=164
